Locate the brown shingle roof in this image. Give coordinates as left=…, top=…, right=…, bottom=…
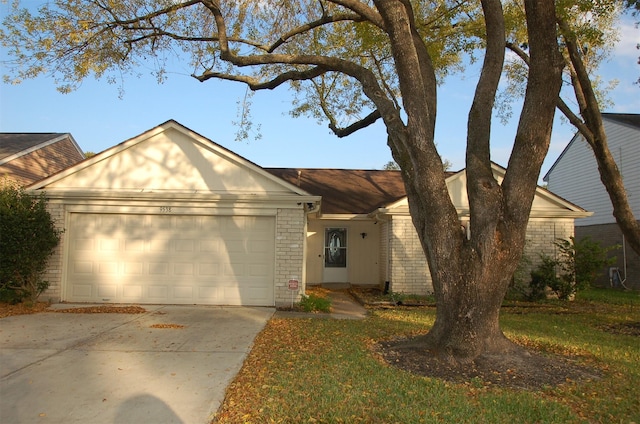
left=266, top=168, right=407, bottom=214
left=0, top=133, right=71, bottom=160
left=0, top=133, right=85, bottom=186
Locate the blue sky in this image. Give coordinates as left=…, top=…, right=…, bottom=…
left=0, top=6, right=638, bottom=179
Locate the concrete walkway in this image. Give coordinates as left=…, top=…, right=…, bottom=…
left=274, top=290, right=368, bottom=319
left=0, top=305, right=273, bottom=424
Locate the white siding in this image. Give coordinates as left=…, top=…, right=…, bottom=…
left=546, top=119, right=640, bottom=226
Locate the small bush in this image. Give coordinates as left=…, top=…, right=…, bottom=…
left=0, top=182, right=62, bottom=302
left=527, top=237, right=618, bottom=301
left=506, top=250, right=533, bottom=301
left=298, top=294, right=332, bottom=313
left=555, top=236, right=618, bottom=289
left=529, top=254, right=559, bottom=301
left=0, top=287, right=26, bottom=304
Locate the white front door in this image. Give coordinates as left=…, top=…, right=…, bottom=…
left=323, top=227, right=348, bottom=283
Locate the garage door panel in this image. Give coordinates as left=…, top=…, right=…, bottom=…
left=97, top=285, right=117, bottom=298
left=123, top=261, right=143, bottom=275
left=173, top=286, right=194, bottom=300
left=99, top=238, right=120, bottom=252
left=149, top=262, right=169, bottom=275
left=99, top=262, right=118, bottom=275
left=74, top=239, right=95, bottom=251
left=176, top=239, right=195, bottom=252
left=248, top=263, right=270, bottom=277
left=149, top=239, right=171, bottom=252
left=73, top=261, right=93, bottom=274
left=148, top=285, right=169, bottom=300
left=71, top=284, right=92, bottom=298
left=199, top=263, right=220, bottom=276
left=122, top=285, right=142, bottom=299
left=124, top=239, right=145, bottom=252
left=66, top=213, right=275, bottom=305
left=199, top=240, right=219, bottom=253
left=197, top=286, right=221, bottom=302
left=174, top=263, right=195, bottom=276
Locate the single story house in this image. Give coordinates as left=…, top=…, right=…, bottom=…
left=0, top=132, right=85, bottom=186
left=30, top=120, right=591, bottom=306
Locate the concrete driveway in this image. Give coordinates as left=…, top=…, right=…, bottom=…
left=0, top=305, right=273, bottom=424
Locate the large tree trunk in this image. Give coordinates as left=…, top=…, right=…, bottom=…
left=375, top=0, right=564, bottom=362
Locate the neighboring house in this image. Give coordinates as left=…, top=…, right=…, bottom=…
left=0, top=133, right=85, bottom=186
left=543, top=113, right=639, bottom=290
left=30, top=120, right=590, bottom=306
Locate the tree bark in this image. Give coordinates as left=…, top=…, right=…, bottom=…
left=376, top=0, right=564, bottom=362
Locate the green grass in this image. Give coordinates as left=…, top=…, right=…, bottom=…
left=576, top=286, right=640, bottom=305
left=214, top=290, right=639, bottom=423
left=298, top=293, right=332, bottom=312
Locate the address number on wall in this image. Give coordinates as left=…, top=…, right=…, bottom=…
left=159, top=206, right=172, bottom=213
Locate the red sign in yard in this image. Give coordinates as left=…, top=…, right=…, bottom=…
left=288, top=279, right=299, bottom=290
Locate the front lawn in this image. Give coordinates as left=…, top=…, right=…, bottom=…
left=213, top=288, right=639, bottom=423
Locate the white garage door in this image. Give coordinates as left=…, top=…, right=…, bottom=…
left=65, top=213, right=275, bottom=306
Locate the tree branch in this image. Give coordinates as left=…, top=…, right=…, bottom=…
left=268, top=13, right=365, bottom=53
left=327, top=0, right=386, bottom=29
left=94, top=0, right=201, bottom=28
left=464, top=0, right=506, bottom=255
left=328, top=110, right=382, bottom=137
left=194, top=65, right=328, bottom=90
left=557, top=18, right=602, bottom=132
left=506, top=41, right=594, bottom=141
left=503, top=0, right=564, bottom=225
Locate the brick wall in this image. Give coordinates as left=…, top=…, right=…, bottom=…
left=576, top=222, right=639, bottom=289
left=522, top=218, right=574, bottom=269
left=274, top=208, right=306, bottom=306
left=40, top=201, right=66, bottom=302
left=388, top=216, right=432, bottom=295
left=387, top=217, right=576, bottom=296
left=378, top=220, right=390, bottom=289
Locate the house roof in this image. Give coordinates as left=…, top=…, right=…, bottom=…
left=602, top=113, right=640, bottom=129
left=265, top=168, right=407, bottom=214
left=0, top=133, right=77, bottom=162
left=0, top=132, right=85, bottom=186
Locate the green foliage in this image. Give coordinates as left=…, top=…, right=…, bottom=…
left=529, top=254, right=559, bottom=301
left=506, top=249, right=533, bottom=300
left=528, top=237, right=618, bottom=301
left=0, top=0, right=484, bottom=128
left=0, top=182, right=62, bottom=302
left=298, top=293, right=332, bottom=313
left=382, top=160, right=399, bottom=170
left=555, top=236, right=618, bottom=289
